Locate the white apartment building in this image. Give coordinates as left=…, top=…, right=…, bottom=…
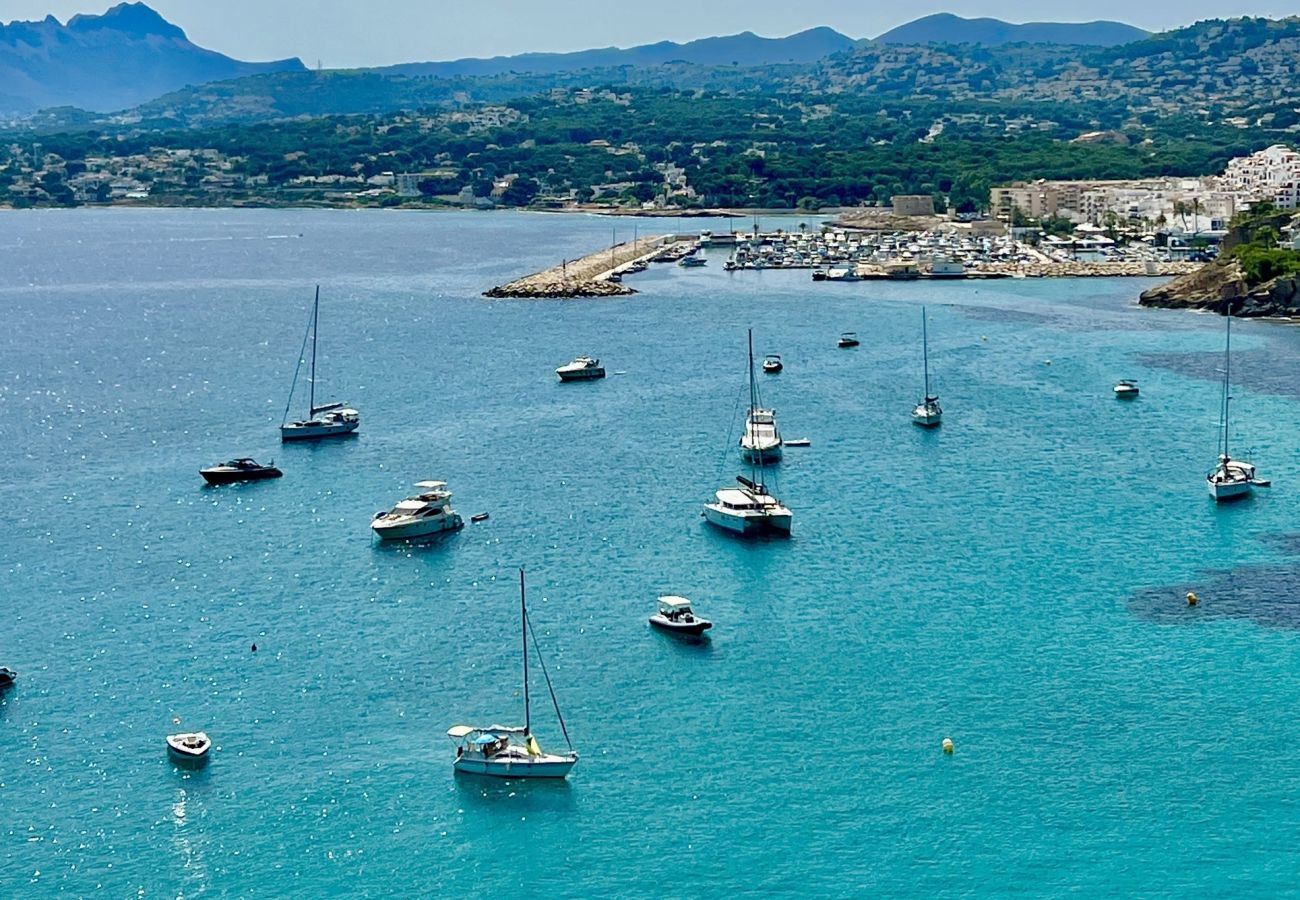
left=1221, top=144, right=1300, bottom=209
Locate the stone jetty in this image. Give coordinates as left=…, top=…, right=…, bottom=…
left=485, top=235, right=674, bottom=298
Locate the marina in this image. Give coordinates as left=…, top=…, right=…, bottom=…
left=3, top=208, right=1299, bottom=896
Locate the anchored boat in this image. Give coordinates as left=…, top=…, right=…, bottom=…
left=911, top=307, right=942, bottom=427
left=649, top=596, right=713, bottom=637
left=556, top=356, right=606, bottom=381
left=200, top=458, right=282, bottom=485
left=448, top=570, right=578, bottom=779
left=166, top=731, right=212, bottom=764
left=1207, top=314, right=1261, bottom=501
left=280, top=286, right=359, bottom=441
left=371, top=481, right=465, bottom=541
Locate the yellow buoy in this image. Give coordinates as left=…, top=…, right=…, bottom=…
left=942, top=737, right=954, bottom=754
left=1187, top=591, right=1199, bottom=607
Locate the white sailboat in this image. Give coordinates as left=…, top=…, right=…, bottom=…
left=739, top=330, right=783, bottom=465
left=280, top=286, right=359, bottom=442
left=704, top=330, right=792, bottom=536
left=448, top=570, right=578, bottom=779
left=911, top=306, right=942, bottom=427
left=1206, top=313, right=1259, bottom=501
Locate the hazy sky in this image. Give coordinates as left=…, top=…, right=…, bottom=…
left=1, top=1, right=1294, bottom=67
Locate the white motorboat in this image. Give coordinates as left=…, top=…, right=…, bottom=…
left=556, top=356, right=606, bottom=381
left=761, top=354, right=783, bottom=374
left=167, top=731, right=212, bottom=763
left=1207, top=314, right=1260, bottom=502
left=280, top=286, right=360, bottom=441
left=372, top=481, right=465, bottom=540
left=704, top=475, right=793, bottom=536
left=911, top=306, right=942, bottom=427
left=448, top=570, right=578, bottom=779
left=649, top=596, right=712, bottom=636
left=1114, top=380, right=1140, bottom=398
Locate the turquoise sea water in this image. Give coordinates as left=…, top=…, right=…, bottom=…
left=4, top=209, right=1300, bottom=896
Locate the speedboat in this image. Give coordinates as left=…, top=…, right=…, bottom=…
left=703, top=475, right=793, bottom=536
left=448, top=570, right=578, bottom=779
left=200, top=458, right=283, bottom=485
left=372, top=481, right=465, bottom=541
left=649, top=596, right=712, bottom=636
left=762, top=355, right=783, bottom=374
left=678, top=255, right=707, bottom=268
left=0, top=667, right=15, bottom=689
left=167, top=731, right=212, bottom=763
left=556, top=357, right=606, bottom=381
left=1207, top=455, right=1256, bottom=501
left=1114, top=380, right=1140, bottom=398
left=838, top=332, right=860, bottom=348
left=740, top=408, right=783, bottom=465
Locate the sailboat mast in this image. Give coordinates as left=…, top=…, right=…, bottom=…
left=747, top=328, right=761, bottom=481
left=922, top=307, right=931, bottom=399
left=308, top=285, right=319, bottom=416
left=1223, top=314, right=1232, bottom=460
left=520, top=568, right=531, bottom=737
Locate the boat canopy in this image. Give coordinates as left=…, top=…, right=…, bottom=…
left=657, top=596, right=693, bottom=610
left=414, top=481, right=448, bottom=489
left=447, top=725, right=476, bottom=738
left=311, top=402, right=346, bottom=414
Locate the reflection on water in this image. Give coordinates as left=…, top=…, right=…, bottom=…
left=170, top=786, right=210, bottom=894
left=454, top=772, right=577, bottom=814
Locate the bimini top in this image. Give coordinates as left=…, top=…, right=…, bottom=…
left=657, top=596, right=692, bottom=610
left=415, top=480, right=447, bottom=490
left=447, top=724, right=528, bottom=739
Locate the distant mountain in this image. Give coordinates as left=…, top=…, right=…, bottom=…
left=378, top=27, right=857, bottom=78
left=0, top=2, right=304, bottom=113
left=876, top=13, right=1148, bottom=47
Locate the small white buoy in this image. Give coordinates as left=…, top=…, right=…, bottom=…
left=942, top=737, right=954, bottom=755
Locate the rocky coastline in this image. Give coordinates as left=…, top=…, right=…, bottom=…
left=1139, top=258, right=1300, bottom=317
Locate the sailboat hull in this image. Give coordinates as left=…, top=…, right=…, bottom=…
left=1208, top=478, right=1253, bottom=501
left=281, top=420, right=359, bottom=441
left=739, top=443, right=783, bottom=465
left=454, top=753, right=578, bottom=779
left=703, top=505, right=792, bottom=535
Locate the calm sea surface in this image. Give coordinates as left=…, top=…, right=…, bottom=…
left=4, top=209, right=1300, bottom=897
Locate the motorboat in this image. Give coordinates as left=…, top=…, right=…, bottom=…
left=1207, top=315, right=1262, bottom=502
left=762, top=354, right=783, bottom=374
left=556, top=356, right=606, bottom=381
left=911, top=307, right=942, bottom=427
left=200, top=458, right=283, bottom=485
left=838, top=332, right=860, bottom=348
left=704, top=475, right=793, bottom=536
left=166, top=731, right=212, bottom=763
left=448, top=570, right=578, bottom=779
left=281, top=286, right=360, bottom=441
left=741, top=408, right=783, bottom=465
left=1114, top=380, right=1140, bottom=398
left=372, top=481, right=465, bottom=541
left=0, top=667, right=15, bottom=689
left=678, top=255, right=707, bottom=268
left=649, top=596, right=713, bottom=636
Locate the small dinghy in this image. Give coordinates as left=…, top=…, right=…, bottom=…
left=0, top=667, right=16, bottom=689
left=838, top=332, right=860, bottom=348
left=649, top=596, right=713, bottom=637
left=200, top=458, right=282, bottom=485
left=167, top=731, right=212, bottom=764
left=784, top=438, right=812, bottom=447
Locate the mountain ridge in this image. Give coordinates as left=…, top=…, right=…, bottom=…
left=876, top=13, right=1148, bottom=47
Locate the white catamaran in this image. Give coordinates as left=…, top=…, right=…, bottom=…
left=1206, top=313, right=1260, bottom=501
left=280, top=286, right=360, bottom=442
left=739, top=330, right=783, bottom=465
left=447, top=570, right=578, bottom=779
left=912, top=306, right=942, bottom=427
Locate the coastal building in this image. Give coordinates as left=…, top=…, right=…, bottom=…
left=1222, top=144, right=1300, bottom=209
left=892, top=195, right=936, bottom=217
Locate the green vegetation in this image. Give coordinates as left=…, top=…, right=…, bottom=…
left=1226, top=202, right=1300, bottom=285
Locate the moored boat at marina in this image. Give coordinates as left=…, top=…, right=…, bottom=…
left=371, top=481, right=465, bottom=540
left=556, top=356, right=606, bottom=381
left=280, top=286, right=360, bottom=442
left=448, top=570, right=578, bottom=779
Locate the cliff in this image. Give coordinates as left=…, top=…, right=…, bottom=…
left=1139, top=258, right=1300, bottom=316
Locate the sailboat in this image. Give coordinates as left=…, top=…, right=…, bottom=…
left=1206, top=313, right=1259, bottom=501
left=911, top=306, right=942, bottom=427
left=447, top=570, right=578, bottom=779
left=704, top=331, right=793, bottom=536
left=739, top=330, right=783, bottom=465
left=280, top=286, right=360, bottom=442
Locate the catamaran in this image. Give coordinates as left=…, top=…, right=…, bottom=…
left=911, top=306, right=942, bottom=427
left=739, top=330, right=783, bottom=465
left=280, top=286, right=359, bottom=441
left=1206, top=313, right=1260, bottom=501
left=447, top=570, right=578, bottom=779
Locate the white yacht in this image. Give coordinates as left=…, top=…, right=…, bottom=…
left=911, top=306, right=942, bottom=427
left=448, top=570, right=578, bottom=779
left=556, top=357, right=606, bottom=381
left=704, top=475, right=793, bottom=536
left=371, top=481, right=465, bottom=540
left=1206, top=315, right=1260, bottom=502
left=281, top=287, right=360, bottom=441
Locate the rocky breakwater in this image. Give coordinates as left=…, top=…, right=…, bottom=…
left=485, top=235, right=670, bottom=299
left=1140, top=258, right=1300, bottom=317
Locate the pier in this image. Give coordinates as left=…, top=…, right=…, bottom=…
left=485, top=234, right=678, bottom=298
